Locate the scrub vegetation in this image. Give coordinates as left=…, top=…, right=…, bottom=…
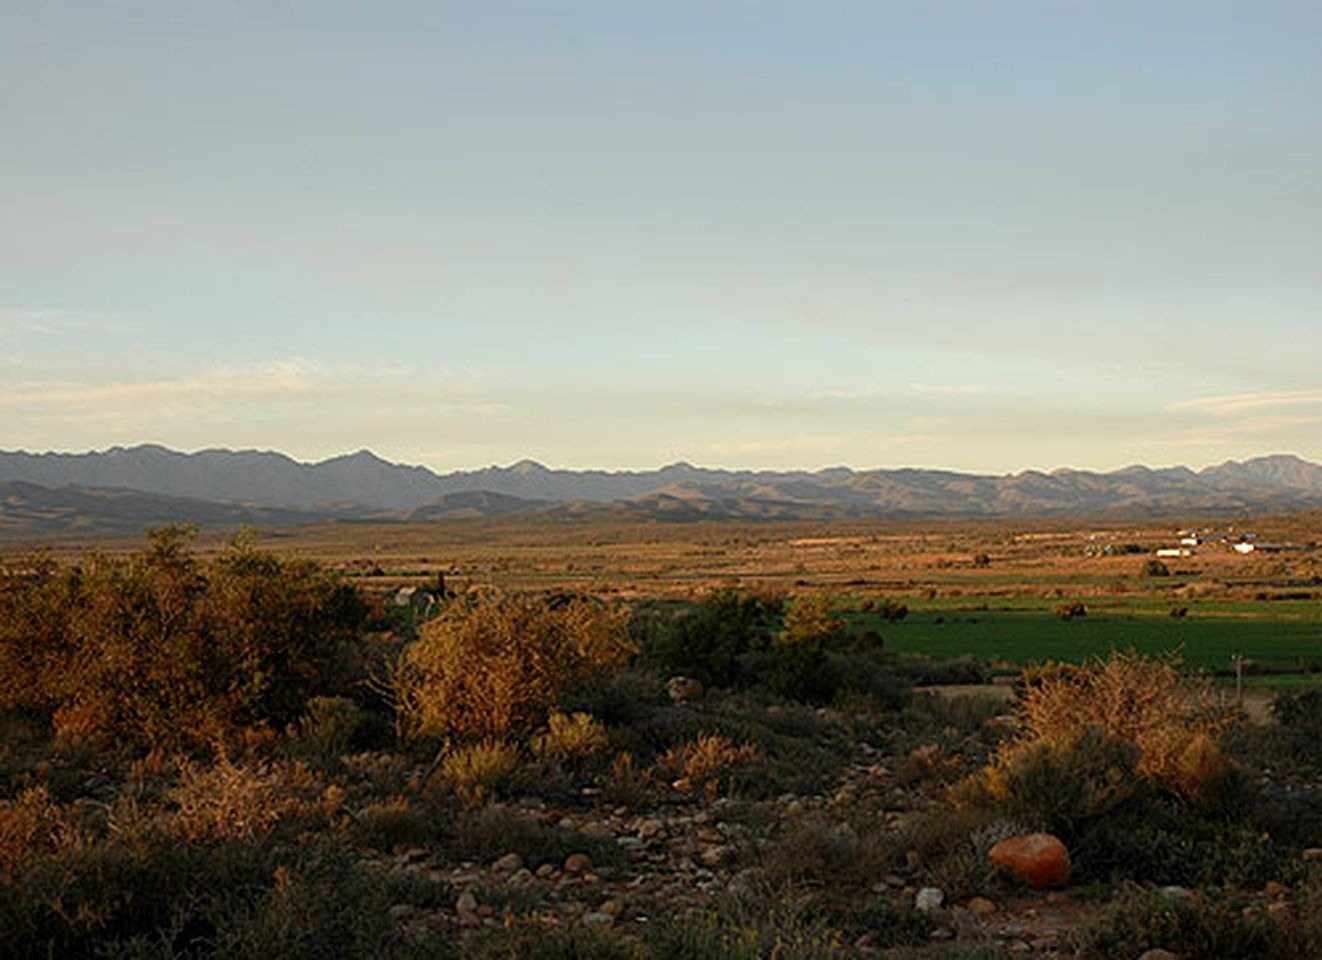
left=1, top=518, right=1320, bottom=958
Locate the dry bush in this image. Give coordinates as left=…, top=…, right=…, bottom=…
left=0, top=529, right=368, bottom=749
left=168, top=753, right=321, bottom=842
left=659, top=732, right=759, bottom=801
left=437, top=739, right=521, bottom=806
left=531, top=710, right=609, bottom=763
left=990, top=653, right=1232, bottom=803
left=0, top=785, right=80, bottom=874
left=394, top=591, right=632, bottom=742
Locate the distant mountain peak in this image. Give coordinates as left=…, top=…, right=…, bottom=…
left=509, top=459, right=548, bottom=475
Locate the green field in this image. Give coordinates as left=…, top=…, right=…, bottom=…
left=849, top=599, right=1322, bottom=681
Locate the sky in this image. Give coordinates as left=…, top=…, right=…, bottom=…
left=2, top=1, right=1320, bottom=475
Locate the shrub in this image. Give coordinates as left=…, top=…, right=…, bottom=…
left=437, top=740, right=521, bottom=806
left=1082, top=884, right=1277, bottom=959
left=1001, top=653, right=1232, bottom=803
left=349, top=797, right=437, bottom=852
left=954, top=726, right=1148, bottom=844
left=1144, top=558, right=1172, bottom=577
left=394, top=591, right=632, bottom=742
left=168, top=754, right=320, bottom=842
left=1054, top=601, right=1087, bottom=620
left=0, top=785, right=80, bottom=874
left=531, top=711, right=609, bottom=764
left=296, top=696, right=363, bottom=764
left=0, top=529, right=368, bottom=748
left=642, top=590, right=780, bottom=689
left=658, top=732, right=759, bottom=801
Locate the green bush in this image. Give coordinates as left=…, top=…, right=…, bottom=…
left=1083, top=884, right=1277, bottom=959
left=642, top=591, right=780, bottom=689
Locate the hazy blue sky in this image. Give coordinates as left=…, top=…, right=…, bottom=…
left=3, top=1, right=1319, bottom=473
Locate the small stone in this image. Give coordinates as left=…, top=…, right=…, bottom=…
left=967, top=896, right=997, bottom=916
left=536, top=864, right=556, bottom=878
left=563, top=853, right=593, bottom=875
left=988, top=833, right=1071, bottom=889
left=930, top=927, right=954, bottom=940
left=581, top=912, right=614, bottom=925
left=492, top=852, right=523, bottom=873
left=1303, top=848, right=1322, bottom=861
left=598, top=898, right=624, bottom=918
left=455, top=891, right=477, bottom=915
left=1160, top=885, right=1194, bottom=900
left=915, top=887, right=945, bottom=912
left=508, top=868, right=533, bottom=886
left=638, top=818, right=665, bottom=839
left=699, top=845, right=730, bottom=867
left=476, top=904, right=494, bottom=918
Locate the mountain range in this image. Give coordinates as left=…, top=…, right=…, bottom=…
left=2, top=445, right=1322, bottom=535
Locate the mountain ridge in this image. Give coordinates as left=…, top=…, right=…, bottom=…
left=2, top=445, right=1321, bottom=533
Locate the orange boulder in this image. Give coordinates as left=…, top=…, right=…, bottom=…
left=988, top=833, right=1071, bottom=889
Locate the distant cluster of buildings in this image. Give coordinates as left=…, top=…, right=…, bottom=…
left=1155, top=529, right=1310, bottom=558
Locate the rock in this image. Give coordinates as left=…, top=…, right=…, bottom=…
left=455, top=891, right=477, bottom=916
left=581, top=912, right=614, bottom=925
left=667, top=676, right=704, bottom=703
left=988, top=833, right=1071, bottom=889
left=638, top=818, right=665, bottom=840
left=1160, top=885, right=1194, bottom=901
left=492, top=852, right=523, bottom=873
left=1136, top=950, right=1180, bottom=960
left=915, top=887, right=945, bottom=912
left=535, top=864, right=556, bottom=879
left=563, top=853, right=593, bottom=875
left=598, top=898, right=624, bottom=918
left=1303, top=848, right=1322, bottom=862
left=507, top=868, right=533, bottom=886
left=967, top=896, right=997, bottom=916
left=699, top=845, right=730, bottom=867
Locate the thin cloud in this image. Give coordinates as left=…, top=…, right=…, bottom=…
left=1172, top=389, right=1322, bottom=416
